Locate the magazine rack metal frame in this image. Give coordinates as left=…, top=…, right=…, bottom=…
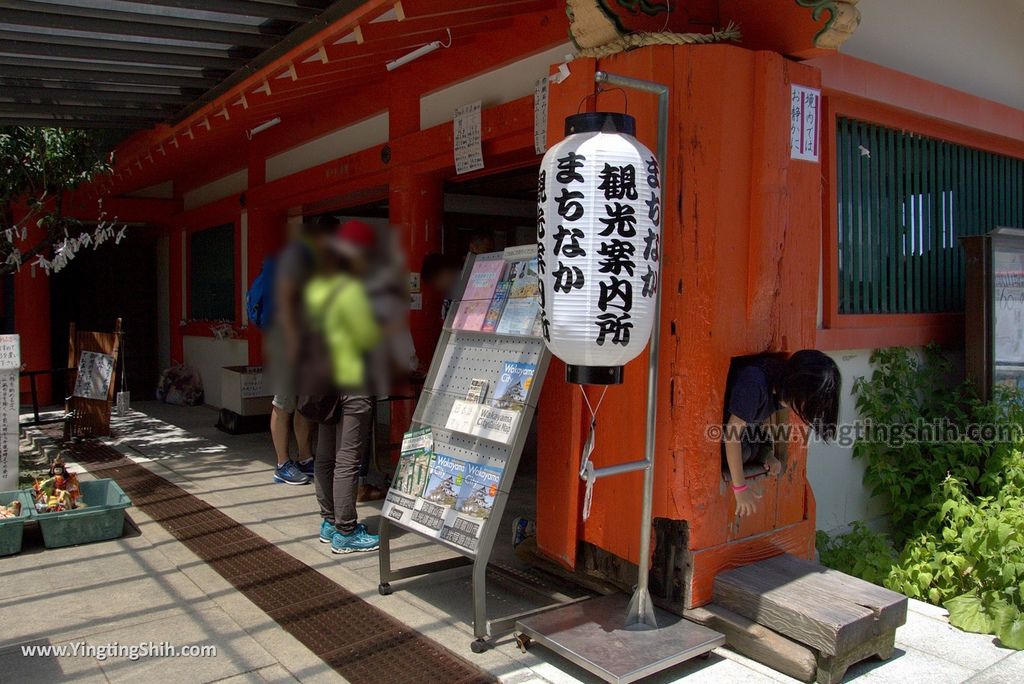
left=378, top=246, right=562, bottom=652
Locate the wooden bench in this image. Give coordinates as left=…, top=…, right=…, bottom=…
left=712, top=553, right=908, bottom=683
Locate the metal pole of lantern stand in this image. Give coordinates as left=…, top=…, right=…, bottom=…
left=594, top=70, right=669, bottom=631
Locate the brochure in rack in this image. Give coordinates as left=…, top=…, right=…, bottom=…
left=496, top=258, right=540, bottom=335
left=452, top=257, right=505, bottom=330
left=384, top=437, right=508, bottom=553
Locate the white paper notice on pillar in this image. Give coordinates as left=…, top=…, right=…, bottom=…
left=73, top=351, right=115, bottom=400
left=0, top=334, right=19, bottom=491
left=534, top=76, right=549, bottom=155
left=454, top=100, right=484, bottom=175
left=790, top=85, right=821, bottom=162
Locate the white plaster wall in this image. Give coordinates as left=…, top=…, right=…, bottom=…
left=265, top=112, right=390, bottom=182
left=182, top=169, right=247, bottom=211
left=126, top=180, right=173, bottom=199
left=182, top=336, right=248, bottom=408
left=807, top=349, right=889, bottom=534
left=419, top=43, right=572, bottom=130
left=841, top=0, right=1024, bottom=110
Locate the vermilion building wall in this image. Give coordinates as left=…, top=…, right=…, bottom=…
left=536, top=44, right=822, bottom=608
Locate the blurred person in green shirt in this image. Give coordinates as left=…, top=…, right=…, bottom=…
left=302, top=220, right=382, bottom=554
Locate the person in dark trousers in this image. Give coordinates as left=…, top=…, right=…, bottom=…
left=267, top=219, right=333, bottom=485
left=722, top=350, right=840, bottom=517
left=305, top=220, right=382, bottom=553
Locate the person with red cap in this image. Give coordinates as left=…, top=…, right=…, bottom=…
left=300, top=219, right=382, bottom=554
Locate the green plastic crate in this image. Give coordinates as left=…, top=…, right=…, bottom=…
left=31, top=479, right=132, bottom=549
left=0, top=489, right=32, bottom=556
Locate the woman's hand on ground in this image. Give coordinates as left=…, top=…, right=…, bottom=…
left=734, top=487, right=760, bottom=517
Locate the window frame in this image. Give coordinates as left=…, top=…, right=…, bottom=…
left=186, top=221, right=238, bottom=324
left=819, top=93, right=1024, bottom=350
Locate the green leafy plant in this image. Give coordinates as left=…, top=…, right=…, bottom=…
left=816, top=522, right=897, bottom=587
left=851, top=345, right=989, bottom=543
left=817, top=346, right=1024, bottom=649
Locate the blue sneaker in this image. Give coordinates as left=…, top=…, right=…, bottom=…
left=297, top=457, right=315, bottom=476
left=320, top=521, right=365, bottom=543
left=331, top=527, right=379, bottom=554
left=273, top=460, right=310, bottom=486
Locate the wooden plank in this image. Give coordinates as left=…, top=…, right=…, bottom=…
left=714, top=560, right=878, bottom=656
left=687, top=518, right=815, bottom=609
left=816, top=629, right=896, bottom=684
left=760, top=554, right=908, bottom=634
left=686, top=604, right=817, bottom=683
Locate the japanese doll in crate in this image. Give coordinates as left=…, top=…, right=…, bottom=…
left=32, top=459, right=82, bottom=513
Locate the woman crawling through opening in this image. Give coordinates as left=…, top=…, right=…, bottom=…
left=722, top=350, right=840, bottom=517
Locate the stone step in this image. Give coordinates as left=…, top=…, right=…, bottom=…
left=713, top=553, right=908, bottom=684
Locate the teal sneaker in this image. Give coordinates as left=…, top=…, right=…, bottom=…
left=331, top=527, right=379, bottom=554
left=320, top=521, right=366, bottom=543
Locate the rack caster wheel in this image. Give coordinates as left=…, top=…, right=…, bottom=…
left=698, top=651, right=712, bottom=660
left=470, top=638, right=490, bottom=654
left=378, top=583, right=392, bottom=596
left=514, top=633, right=532, bottom=653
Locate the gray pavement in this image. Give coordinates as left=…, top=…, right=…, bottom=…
left=2, top=401, right=1021, bottom=683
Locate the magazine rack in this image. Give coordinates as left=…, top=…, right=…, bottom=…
left=378, top=246, right=564, bottom=652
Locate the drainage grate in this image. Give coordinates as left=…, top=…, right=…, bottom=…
left=57, top=434, right=496, bottom=684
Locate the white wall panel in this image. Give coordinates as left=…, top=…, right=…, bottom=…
left=265, top=112, right=390, bottom=182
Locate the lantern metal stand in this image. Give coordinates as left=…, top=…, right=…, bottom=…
left=514, top=71, right=724, bottom=684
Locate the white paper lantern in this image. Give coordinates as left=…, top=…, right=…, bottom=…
left=537, top=113, right=661, bottom=385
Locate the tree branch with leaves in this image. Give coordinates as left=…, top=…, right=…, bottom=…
left=0, top=126, right=128, bottom=276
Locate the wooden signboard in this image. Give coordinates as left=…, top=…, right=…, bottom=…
left=65, top=319, right=122, bottom=439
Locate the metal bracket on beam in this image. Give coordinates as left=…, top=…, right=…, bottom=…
left=582, top=460, right=651, bottom=481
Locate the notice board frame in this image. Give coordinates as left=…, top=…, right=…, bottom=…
left=964, top=228, right=1024, bottom=399
left=377, top=246, right=564, bottom=651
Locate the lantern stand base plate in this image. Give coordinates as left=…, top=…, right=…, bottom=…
left=566, top=364, right=623, bottom=385
left=515, top=594, right=725, bottom=684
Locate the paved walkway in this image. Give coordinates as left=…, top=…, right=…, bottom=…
left=2, top=401, right=1022, bottom=683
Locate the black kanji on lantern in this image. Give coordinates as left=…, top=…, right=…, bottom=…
left=552, top=261, right=585, bottom=293
left=597, top=239, right=636, bottom=276
left=646, top=193, right=661, bottom=228
left=596, top=312, right=633, bottom=346
left=597, top=276, right=633, bottom=313
left=641, top=264, right=658, bottom=298
left=537, top=169, right=548, bottom=202
left=537, top=205, right=546, bottom=239
left=553, top=225, right=586, bottom=258
left=539, top=280, right=551, bottom=341
left=643, top=229, right=659, bottom=262
left=555, top=188, right=585, bottom=222
left=646, top=156, right=660, bottom=189
left=537, top=242, right=547, bottom=273
left=598, top=163, right=638, bottom=200
left=556, top=152, right=586, bottom=184
left=599, top=202, right=637, bottom=237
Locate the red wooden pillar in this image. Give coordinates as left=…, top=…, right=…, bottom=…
left=535, top=44, right=822, bottom=609
left=245, top=207, right=287, bottom=365
left=389, top=167, right=444, bottom=363
left=15, top=264, right=51, bottom=404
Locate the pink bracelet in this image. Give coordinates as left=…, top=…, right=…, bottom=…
left=731, top=483, right=748, bottom=493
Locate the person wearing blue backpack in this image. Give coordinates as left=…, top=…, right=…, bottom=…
left=251, top=219, right=333, bottom=485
